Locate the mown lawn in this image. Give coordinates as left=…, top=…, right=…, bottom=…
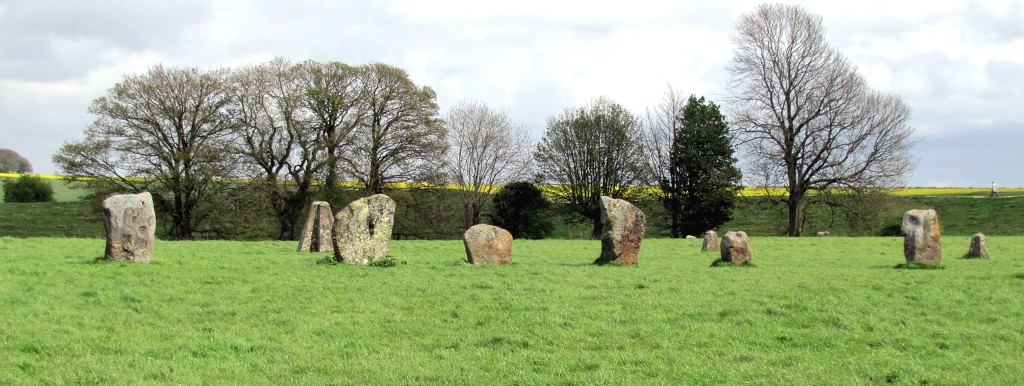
left=1, top=236, right=1022, bottom=384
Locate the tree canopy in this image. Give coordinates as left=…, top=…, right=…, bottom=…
left=534, top=97, right=646, bottom=238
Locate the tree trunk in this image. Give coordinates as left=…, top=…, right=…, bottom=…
left=591, top=215, right=603, bottom=239
left=786, top=190, right=805, bottom=237
left=668, top=198, right=680, bottom=238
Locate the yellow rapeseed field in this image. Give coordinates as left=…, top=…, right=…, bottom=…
left=3, top=173, right=1019, bottom=197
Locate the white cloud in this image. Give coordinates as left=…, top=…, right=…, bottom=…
left=0, top=0, right=1021, bottom=186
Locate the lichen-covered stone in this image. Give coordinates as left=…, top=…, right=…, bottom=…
left=902, top=209, right=942, bottom=265
left=332, top=194, right=396, bottom=265
left=594, top=196, right=646, bottom=265
left=701, top=230, right=719, bottom=252
left=464, top=224, right=513, bottom=265
left=102, top=192, right=156, bottom=263
left=298, top=201, right=333, bottom=253
left=720, top=231, right=752, bottom=266
left=967, top=233, right=988, bottom=259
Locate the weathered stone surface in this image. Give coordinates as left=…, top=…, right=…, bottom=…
left=464, top=224, right=513, bottom=265
left=102, top=192, right=156, bottom=263
left=902, top=209, right=942, bottom=265
left=701, top=230, right=719, bottom=252
left=967, top=233, right=988, bottom=259
left=332, top=194, right=396, bottom=265
left=297, top=201, right=334, bottom=253
left=594, top=196, right=646, bottom=265
left=720, top=231, right=752, bottom=266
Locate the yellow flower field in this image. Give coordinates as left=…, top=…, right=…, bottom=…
left=4, top=173, right=1019, bottom=197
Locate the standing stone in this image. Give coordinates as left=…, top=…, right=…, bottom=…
left=902, top=209, right=942, bottom=265
left=967, top=233, right=988, bottom=259
left=594, top=196, right=646, bottom=265
left=333, top=194, right=396, bottom=265
left=701, top=230, right=719, bottom=252
left=464, top=224, right=513, bottom=265
left=719, top=231, right=752, bottom=266
left=297, top=201, right=334, bottom=253
left=102, top=192, right=156, bottom=263
left=685, top=235, right=697, bottom=240
left=816, top=231, right=830, bottom=237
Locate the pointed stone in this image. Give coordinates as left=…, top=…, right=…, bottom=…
left=332, top=194, right=396, bottom=265
left=102, top=192, right=156, bottom=263
left=902, top=209, right=942, bottom=265
left=464, top=224, right=513, bottom=265
left=594, top=196, right=646, bottom=266
left=701, top=230, right=719, bottom=252
left=298, top=201, right=334, bottom=253
left=967, top=233, right=988, bottom=259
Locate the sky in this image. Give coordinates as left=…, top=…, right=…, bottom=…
left=1, top=0, right=1021, bottom=187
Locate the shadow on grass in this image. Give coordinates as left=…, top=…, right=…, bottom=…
left=959, top=254, right=990, bottom=260
left=710, top=259, right=756, bottom=268
left=66, top=256, right=111, bottom=265
left=893, top=262, right=945, bottom=270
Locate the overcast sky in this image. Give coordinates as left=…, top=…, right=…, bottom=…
left=1, top=0, right=1021, bottom=187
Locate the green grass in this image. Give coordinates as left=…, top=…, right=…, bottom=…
left=1, top=236, right=1022, bottom=384
left=0, top=201, right=104, bottom=238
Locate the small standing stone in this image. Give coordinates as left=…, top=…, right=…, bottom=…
left=701, top=230, right=719, bottom=253
left=464, top=224, right=513, bottom=265
left=720, top=231, right=752, bottom=266
left=967, top=233, right=988, bottom=259
left=297, top=201, right=334, bottom=253
left=816, top=231, right=829, bottom=237
left=902, top=209, right=942, bottom=265
left=332, top=194, right=396, bottom=265
left=594, top=196, right=646, bottom=266
left=685, top=235, right=696, bottom=240
left=102, top=192, right=156, bottom=263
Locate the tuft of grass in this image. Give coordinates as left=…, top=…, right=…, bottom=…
left=369, top=255, right=402, bottom=268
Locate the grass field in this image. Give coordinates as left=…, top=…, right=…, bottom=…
left=1, top=236, right=1022, bottom=384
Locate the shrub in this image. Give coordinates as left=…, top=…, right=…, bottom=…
left=492, top=181, right=553, bottom=239
left=2, top=175, right=55, bottom=203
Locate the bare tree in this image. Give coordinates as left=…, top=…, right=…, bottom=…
left=342, top=63, right=445, bottom=194
left=53, top=65, right=239, bottom=239
left=444, top=100, right=532, bottom=229
left=535, top=97, right=646, bottom=238
left=641, top=86, right=687, bottom=235
left=728, top=4, right=915, bottom=236
left=295, top=60, right=364, bottom=205
left=229, top=58, right=327, bottom=240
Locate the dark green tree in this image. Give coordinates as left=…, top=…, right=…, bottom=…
left=2, top=175, right=54, bottom=203
left=665, top=95, right=742, bottom=237
left=492, top=181, right=553, bottom=239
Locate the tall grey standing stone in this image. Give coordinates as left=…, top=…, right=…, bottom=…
left=701, top=230, right=719, bottom=252
left=332, top=194, right=396, bottom=265
left=594, top=196, right=646, bottom=266
left=967, top=233, right=988, bottom=259
left=464, top=224, right=513, bottom=265
left=719, top=231, right=752, bottom=266
left=297, top=201, right=334, bottom=253
left=902, top=209, right=942, bottom=265
left=102, top=192, right=156, bottom=263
